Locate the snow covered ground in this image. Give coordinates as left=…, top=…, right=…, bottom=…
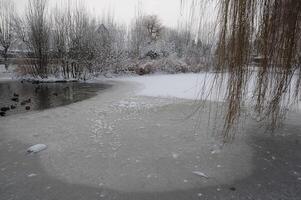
left=116, top=73, right=301, bottom=111
left=116, top=73, right=226, bottom=102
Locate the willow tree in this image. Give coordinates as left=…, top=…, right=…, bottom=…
left=215, top=0, right=301, bottom=137
left=184, top=0, right=301, bottom=138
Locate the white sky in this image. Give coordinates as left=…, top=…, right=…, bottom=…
left=14, top=0, right=183, bottom=28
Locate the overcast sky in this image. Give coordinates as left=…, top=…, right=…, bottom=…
left=14, top=0, right=183, bottom=27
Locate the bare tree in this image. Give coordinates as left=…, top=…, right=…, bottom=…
left=130, top=13, right=145, bottom=58
left=0, top=0, right=15, bottom=70
left=52, top=5, right=70, bottom=78
left=51, top=2, right=89, bottom=79
left=67, top=5, right=100, bottom=79
left=15, top=0, right=50, bottom=78
left=142, top=15, right=162, bottom=42
left=96, top=15, right=127, bottom=74
left=130, top=15, right=164, bottom=59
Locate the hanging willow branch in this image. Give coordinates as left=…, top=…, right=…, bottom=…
left=213, top=0, right=301, bottom=137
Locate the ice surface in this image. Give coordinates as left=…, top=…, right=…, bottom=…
left=0, top=76, right=255, bottom=192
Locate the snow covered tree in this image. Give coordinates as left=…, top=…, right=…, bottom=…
left=0, top=0, right=15, bottom=70
left=142, top=15, right=162, bottom=43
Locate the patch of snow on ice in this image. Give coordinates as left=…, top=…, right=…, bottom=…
left=172, top=152, right=179, bottom=159
left=192, top=171, right=209, bottom=179
left=27, top=173, right=37, bottom=177
left=210, top=144, right=223, bottom=154
left=114, top=99, right=156, bottom=110
left=117, top=100, right=140, bottom=108
left=27, top=144, right=47, bottom=153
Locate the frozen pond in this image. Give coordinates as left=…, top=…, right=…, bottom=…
left=0, top=74, right=300, bottom=200
left=0, top=81, right=110, bottom=116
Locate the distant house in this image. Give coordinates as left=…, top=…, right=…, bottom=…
left=97, top=24, right=109, bottom=38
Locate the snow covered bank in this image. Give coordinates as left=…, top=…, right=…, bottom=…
left=0, top=65, right=81, bottom=83
left=20, top=77, right=79, bottom=84
left=116, top=73, right=301, bottom=111
left=116, top=73, right=226, bottom=102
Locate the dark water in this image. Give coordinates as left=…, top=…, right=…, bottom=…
left=0, top=81, right=110, bottom=116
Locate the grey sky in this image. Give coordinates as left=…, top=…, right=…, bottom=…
left=14, top=0, right=183, bottom=27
